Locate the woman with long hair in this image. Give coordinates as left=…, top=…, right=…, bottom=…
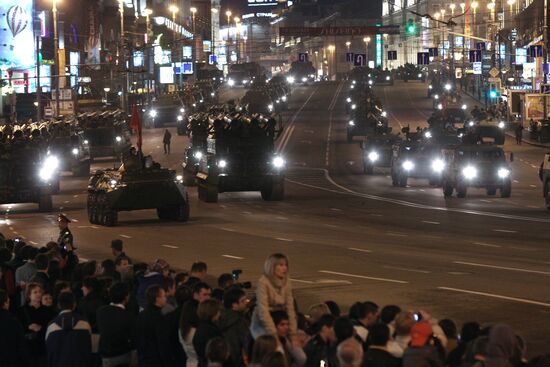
left=193, top=299, right=222, bottom=367
left=249, top=335, right=279, bottom=367
left=250, top=253, right=297, bottom=339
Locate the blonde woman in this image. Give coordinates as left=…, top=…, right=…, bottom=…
left=251, top=253, right=297, bottom=339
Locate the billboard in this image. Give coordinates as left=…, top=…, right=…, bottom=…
left=248, top=0, right=278, bottom=6
left=0, top=0, right=36, bottom=70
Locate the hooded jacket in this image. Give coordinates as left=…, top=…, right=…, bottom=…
left=483, top=324, right=520, bottom=367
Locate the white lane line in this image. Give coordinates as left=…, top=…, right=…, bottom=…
left=72, top=219, right=79, bottom=223
left=79, top=257, right=89, bottom=262
left=330, top=208, right=342, bottom=212
left=278, top=89, right=317, bottom=153
left=275, top=237, right=294, bottom=242
left=508, top=246, right=537, bottom=252
left=290, top=278, right=315, bottom=284
left=447, top=271, right=469, bottom=275
left=492, top=229, right=517, bottom=233
left=161, top=245, right=179, bottom=249
left=386, top=232, right=408, bottom=237
left=370, top=214, right=383, bottom=217
left=531, top=165, right=538, bottom=168
left=275, top=216, right=288, bottom=220
left=220, top=227, right=236, bottom=232
left=221, top=254, right=244, bottom=260
left=422, top=220, right=440, bottom=225
left=472, top=242, right=501, bottom=248
left=480, top=199, right=492, bottom=203
left=29, top=241, right=38, bottom=245
left=120, top=234, right=132, bottom=239
left=319, top=270, right=408, bottom=284
left=64, top=201, right=70, bottom=204
left=453, top=261, right=550, bottom=276
left=324, top=224, right=338, bottom=228
left=438, top=287, right=550, bottom=308
left=383, top=265, right=431, bottom=274
left=242, top=211, right=252, bottom=215
left=530, top=184, right=537, bottom=188
left=325, top=112, right=333, bottom=167
left=348, top=247, right=372, bottom=253
left=527, top=205, right=541, bottom=209
left=513, top=180, right=519, bottom=183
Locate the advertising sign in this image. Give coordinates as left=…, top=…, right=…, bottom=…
left=279, top=26, right=400, bottom=37
left=248, top=0, right=278, bottom=7
left=0, top=0, right=36, bottom=69
left=159, top=66, right=174, bottom=84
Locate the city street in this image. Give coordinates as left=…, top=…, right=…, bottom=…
left=2, top=81, right=550, bottom=355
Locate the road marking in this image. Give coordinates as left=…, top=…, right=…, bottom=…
left=299, top=140, right=312, bottom=144
left=422, top=220, right=440, bottom=225
left=447, top=271, right=469, bottom=275
left=508, top=246, right=537, bottom=252
left=330, top=208, right=342, bottom=212
left=73, top=195, right=79, bottom=198
left=319, top=270, right=408, bottom=284
left=530, top=184, right=537, bottom=188
left=386, top=232, right=408, bottom=237
left=325, top=112, right=333, bottom=167
left=438, top=287, right=550, bottom=308
left=479, top=199, right=492, bottom=203
left=221, top=254, right=244, bottom=260
left=472, top=242, right=501, bottom=248
left=241, top=211, right=252, bottom=215
left=79, top=257, right=89, bottom=262
left=220, top=227, right=236, bottom=232
left=370, top=214, right=383, bottom=217
left=492, top=229, right=517, bottom=233
left=161, top=245, right=179, bottom=249
left=531, top=165, right=538, bottom=168
left=290, top=278, right=315, bottom=284
left=119, top=234, right=132, bottom=239
left=64, top=201, right=70, bottom=204
left=348, top=247, right=372, bottom=253
left=71, top=219, right=79, bottom=223
left=453, top=261, right=550, bottom=275
left=383, top=265, right=431, bottom=274
left=527, top=205, right=541, bottom=209
left=278, top=89, right=317, bottom=153
left=324, top=224, right=338, bottom=228
left=275, top=237, right=294, bottom=242
left=275, top=216, right=288, bottom=220
left=29, top=241, right=38, bottom=245
left=513, top=180, right=519, bottom=183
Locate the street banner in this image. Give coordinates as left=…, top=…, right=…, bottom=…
left=85, top=0, right=101, bottom=70
left=279, top=25, right=400, bottom=37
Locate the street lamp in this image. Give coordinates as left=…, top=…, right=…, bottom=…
left=144, top=8, right=153, bottom=44
left=449, top=3, right=456, bottom=15
left=169, top=5, right=179, bottom=41
left=471, top=1, right=478, bottom=15
left=363, top=37, right=371, bottom=60
left=345, top=41, right=351, bottom=50
left=507, top=0, right=515, bottom=16
left=234, top=17, right=241, bottom=63
left=190, top=7, right=197, bottom=34
left=52, top=0, right=60, bottom=116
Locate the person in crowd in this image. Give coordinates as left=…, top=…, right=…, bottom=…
left=136, top=259, right=169, bottom=309
left=180, top=282, right=212, bottom=367
left=15, top=245, right=38, bottom=305
left=205, top=337, right=230, bottom=367
left=136, top=284, right=174, bottom=366
left=249, top=334, right=278, bottom=367
left=334, top=316, right=355, bottom=345
left=110, top=239, right=127, bottom=259
left=41, top=291, right=54, bottom=308
left=483, top=324, right=524, bottom=367
left=380, top=305, right=401, bottom=336
left=336, top=338, right=363, bottom=367
left=461, top=335, right=489, bottom=367
left=115, top=255, right=132, bottom=281
left=388, top=311, right=415, bottom=358
left=403, top=321, right=444, bottom=367
left=349, top=301, right=379, bottom=344
left=304, top=314, right=337, bottom=367
left=307, top=303, right=331, bottom=328
left=439, top=319, right=459, bottom=356
left=166, top=284, right=192, bottom=366
left=250, top=253, right=297, bottom=339
left=163, top=128, right=172, bottom=154
left=29, top=253, right=51, bottom=294
left=448, top=321, right=481, bottom=367
left=263, top=351, right=291, bottom=367
left=185, top=261, right=208, bottom=286
left=0, top=289, right=30, bottom=367
left=194, top=298, right=223, bottom=367
left=324, top=300, right=341, bottom=317
left=363, top=323, right=400, bottom=367
left=45, top=291, right=92, bottom=367
left=273, top=310, right=307, bottom=367
left=0, top=247, right=16, bottom=308
left=56, top=214, right=73, bottom=249
left=17, top=283, right=55, bottom=366
left=78, top=276, right=105, bottom=332
left=162, top=276, right=177, bottom=314
left=99, top=259, right=119, bottom=281
left=219, top=287, right=250, bottom=367
left=96, top=282, right=136, bottom=367
left=515, top=123, right=524, bottom=145
left=52, top=281, right=70, bottom=307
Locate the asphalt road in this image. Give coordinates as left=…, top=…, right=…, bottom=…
left=2, top=82, right=550, bottom=355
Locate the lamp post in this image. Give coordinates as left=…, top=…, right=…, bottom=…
left=234, top=16, right=240, bottom=63
left=211, top=8, right=218, bottom=57
left=52, top=0, right=60, bottom=116
left=328, top=44, right=335, bottom=80
left=169, top=5, right=179, bottom=42
left=144, top=8, right=152, bottom=44
left=450, top=3, right=456, bottom=16
left=363, top=37, right=371, bottom=61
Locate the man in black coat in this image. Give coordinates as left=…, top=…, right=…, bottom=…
left=135, top=285, right=174, bottom=366
left=363, top=323, right=400, bottom=367
left=96, top=282, right=136, bottom=367
left=219, top=287, right=250, bottom=367
left=29, top=253, right=52, bottom=294
left=304, top=314, right=338, bottom=367
left=0, top=289, right=30, bottom=367
left=165, top=284, right=192, bottom=366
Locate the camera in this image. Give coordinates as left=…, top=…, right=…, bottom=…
left=232, top=269, right=242, bottom=281
left=231, top=269, right=252, bottom=289
left=413, top=312, right=423, bottom=322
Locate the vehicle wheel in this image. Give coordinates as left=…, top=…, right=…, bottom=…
left=457, top=185, right=467, bottom=198
left=157, top=208, right=170, bottom=220
left=398, top=175, right=408, bottom=187
left=391, top=172, right=399, bottom=187
left=364, top=163, right=374, bottom=175
left=38, top=194, right=52, bottom=212
left=73, top=161, right=91, bottom=177
left=500, top=181, right=512, bottom=198
left=429, top=178, right=441, bottom=186
left=198, top=183, right=218, bottom=203
left=487, top=187, right=497, bottom=196
left=103, top=208, right=118, bottom=226
left=183, top=171, right=196, bottom=187
left=262, top=179, right=284, bottom=201
left=347, top=131, right=353, bottom=143
left=443, top=181, right=454, bottom=197
left=545, top=181, right=550, bottom=210
left=176, top=195, right=190, bottom=222
left=87, top=193, right=97, bottom=224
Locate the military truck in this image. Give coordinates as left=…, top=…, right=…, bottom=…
left=360, top=133, right=400, bottom=174
left=77, top=110, right=132, bottom=159
left=47, top=128, right=91, bottom=176
left=441, top=145, right=513, bottom=198
left=347, top=104, right=389, bottom=143
left=241, top=88, right=274, bottom=115
left=144, top=94, right=186, bottom=128
left=87, top=155, right=190, bottom=226
left=195, top=113, right=285, bottom=202
left=182, top=113, right=211, bottom=186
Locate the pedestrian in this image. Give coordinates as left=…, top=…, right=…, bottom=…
left=205, top=337, right=231, bottom=367
left=15, top=245, right=38, bottom=306
left=250, top=253, right=297, bottom=339
left=363, top=323, right=400, bottom=367
left=515, top=123, right=524, bottom=145
left=56, top=214, right=79, bottom=278
left=45, top=291, right=92, bottom=367
left=0, top=289, right=30, bottom=367
left=249, top=335, right=278, bottom=367
left=29, top=254, right=52, bottom=294
left=57, top=214, right=73, bottom=249
left=219, top=287, right=250, bottom=367
left=402, top=322, right=444, bottom=367
left=336, top=338, right=363, bottom=367
left=272, top=310, right=307, bottom=367
left=304, top=314, right=337, bottom=367
left=163, top=129, right=172, bottom=154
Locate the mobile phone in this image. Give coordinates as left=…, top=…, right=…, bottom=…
left=413, top=312, right=422, bottom=322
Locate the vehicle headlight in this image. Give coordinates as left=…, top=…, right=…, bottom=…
left=301, top=77, right=307, bottom=83
left=498, top=168, right=510, bottom=178
left=83, top=139, right=89, bottom=145
left=381, top=111, right=387, bottom=117
left=445, top=83, right=452, bottom=91
left=211, top=92, right=215, bottom=97
left=177, top=115, right=183, bottom=121
left=425, top=131, right=432, bottom=138
left=242, top=80, right=248, bottom=85
left=429, top=85, right=433, bottom=89
left=498, top=121, right=505, bottom=129
left=39, top=155, right=59, bottom=181
left=180, top=108, right=185, bottom=113
left=368, top=151, right=379, bottom=162
left=368, top=80, right=373, bottom=85
left=228, top=78, right=235, bottom=86
left=434, top=94, right=439, bottom=100
left=431, top=158, right=445, bottom=172
left=437, top=103, right=443, bottom=110
left=149, top=110, right=157, bottom=118
left=286, top=76, right=295, bottom=84
left=352, top=80, right=356, bottom=84
left=462, top=165, right=477, bottom=179
left=469, top=121, right=475, bottom=127
left=115, top=136, right=122, bottom=142
left=273, top=156, right=285, bottom=168
left=200, top=99, right=204, bottom=103
left=351, top=104, right=357, bottom=110
left=110, top=179, right=118, bottom=188
left=268, top=104, right=274, bottom=111
left=462, top=104, right=467, bottom=110
left=282, top=96, right=287, bottom=102
left=418, top=73, right=422, bottom=78
left=386, top=76, right=391, bottom=81
left=350, top=85, right=355, bottom=89
left=176, top=175, right=183, bottom=183
left=349, top=120, right=355, bottom=126
left=218, top=160, right=227, bottom=168
left=346, top=97, right=352, bottom=103
left=193, top=151, right=203, bottom=160
left=402, top=160, right=414, bottom=171
left=72, top=148, right=79, bottom=156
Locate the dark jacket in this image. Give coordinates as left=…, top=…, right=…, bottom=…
left=363, top=347, right=401, bottom=367
left=136, top=273, right=164, bottom=309
left=135, top=305, right=174, bottom=366
left=17, top=304, right=56, bottom=357
left=96, top=304, right=136, bottom=358
left=77, top=291, right=105, bottom=332
left=193, top=320, right=223, bottom=367
left=45, top=311, right=92, bottom=367
left=403, top=345, right=444, bottom=367
left=304, top=335, right=337, bottom=367
left=219, top=309, right=249, bottom=367
left=29, top=271, right=52, bottom=294
left=165, top=305, right=187, bottom=366
left=0, top=308, right=30, bottom=367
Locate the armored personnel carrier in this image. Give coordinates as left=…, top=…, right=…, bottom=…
left=87, top=155, right=190, bottom=226
left=47, top=123, right=91, bottom=177
left=77, top=110, right=131, bottom=159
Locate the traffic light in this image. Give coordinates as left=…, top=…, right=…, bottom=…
left=406, top=19, right=416, bottom=34
left=489, top=89, right=499, bottom=99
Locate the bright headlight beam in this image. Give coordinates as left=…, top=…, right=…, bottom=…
left=462, top=165, right=477, bottom=179
left=445, top=83, right=452, bottom=91
left=273, top=156, right=285, bottom=168
left=72, top=148, right=79, bottom=155
left=498, top=121, right=505, bottom=129
left=218, top=160, right=227, bottom=168
left=402, top=160, right=414, bottom=171
left=498, top=168, right=510, bottom=178
left=149, top=110, right=157, bottom=118
left=193, top=151, right=203, bottom=160
left=431, top=158, right=445, bottom=172
left=349, top=120, right=355, bottom=126
left=368, top=151, right=379, bottom=161
left=116, top=136, right=122, bottom=142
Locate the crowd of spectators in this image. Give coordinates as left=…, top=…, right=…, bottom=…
left=0, top=232, right=549, bottom=367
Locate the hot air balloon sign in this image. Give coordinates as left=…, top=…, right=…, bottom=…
left=6, top=5, right=29, bottom=39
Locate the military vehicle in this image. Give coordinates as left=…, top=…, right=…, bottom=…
left=372, top=69, right=394, bottom=86
left=0, top=128, right=59, bottom=211
left=77, top=110, right=132, bottom=159
left=288, top=60, right=316, bottom=84
left=144, top=94, right=186, bottom=128
left=465, top=117, right=506, bottom=145
left=241, top=88, right=275, bottom=115
left=87, top=155, right=190, bottom=226
left=347, top=103, right=389, bottom=143
left=402, top=64, right=426, bottom=82
left=47, top=128, right=91, bottom=176
left=360, top=133, right=400, bottom=174
left=182, top=113, right=211, bottom=186
left=195, top=113, right=285, bottom=202
left=441, top=145, right=513, bottom=198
